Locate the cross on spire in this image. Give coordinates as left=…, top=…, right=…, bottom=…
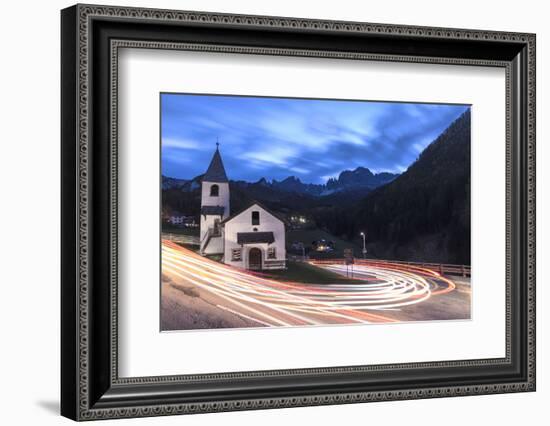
left=216, top=137, right=219, bottom=150
left=203, top=140, right=228, bottom=183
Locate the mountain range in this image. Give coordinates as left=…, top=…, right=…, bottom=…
left=162, top=167, right=398, bottom=197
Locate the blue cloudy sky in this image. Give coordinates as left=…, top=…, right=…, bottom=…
left=161, top=93, right=469, bottom=184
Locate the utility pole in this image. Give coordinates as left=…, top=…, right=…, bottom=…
left=360, top=232, right=367, bottom=259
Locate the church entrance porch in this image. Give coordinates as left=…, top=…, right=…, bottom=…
left=248, top=248, right=262, bottom=270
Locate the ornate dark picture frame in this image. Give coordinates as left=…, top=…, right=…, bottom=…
left=61, top=4, right=536, bottom=421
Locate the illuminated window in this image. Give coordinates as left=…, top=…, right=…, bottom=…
left=267, top=247, right=276, bottom=259
left=251, top=211, right=260, bottom=225
left=231, top=248, right=242, bottom=261
left=210, top=184, right=219, bottom=196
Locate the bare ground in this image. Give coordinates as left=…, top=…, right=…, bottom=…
left=160, top=274, right=262, bottom=331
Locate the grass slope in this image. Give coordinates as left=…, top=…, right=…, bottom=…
left=261, top=261, right=366, bottom=284
left=162, top=223, right=200, bottom=236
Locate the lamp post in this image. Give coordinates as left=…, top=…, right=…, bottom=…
left=360, top=232, right=367, bottom=259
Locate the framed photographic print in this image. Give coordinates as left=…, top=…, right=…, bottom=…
left=61, top=4, right=536, bottom=421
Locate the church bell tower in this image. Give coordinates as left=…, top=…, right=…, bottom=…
left=199, top=143, right=230, bottom=255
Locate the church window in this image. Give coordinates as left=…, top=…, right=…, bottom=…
left=231, top=248, right=242, bottom=261
left=210, top=184, right=219, bottom=196
left=267, top=247, right=276, bottom=259
left=252, top=211, right=260, bottom=225
left=213, top=218, right=221, bottom=236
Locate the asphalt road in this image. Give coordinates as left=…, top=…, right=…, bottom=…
left=161, top=240, right=471, bottom=330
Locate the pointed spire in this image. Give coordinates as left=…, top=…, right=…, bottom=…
left=203, top=142, right=228, bottom=183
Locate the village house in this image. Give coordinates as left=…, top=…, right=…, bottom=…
left=166, top=211, right=198, bottom=228
left=199, top=145, right=286, bottom=270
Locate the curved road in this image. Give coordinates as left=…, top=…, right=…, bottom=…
left=162, top=241, right=468, bottom=329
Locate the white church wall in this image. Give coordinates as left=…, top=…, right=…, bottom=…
left=199, top=214, right=225, bottom=254
left=203, top=236, right=224, bottom=254
left=223, top=205, right=286, bottom=270
left=199, top=180, right=230, bottom=254
left=200, top=181, right=230, bottom=216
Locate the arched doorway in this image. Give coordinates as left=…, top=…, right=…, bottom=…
left=248, top=248, right=262, bottom=270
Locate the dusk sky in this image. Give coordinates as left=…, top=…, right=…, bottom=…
left=161, top=93, right=469, bottom=184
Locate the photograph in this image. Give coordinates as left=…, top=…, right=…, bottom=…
left=160, top=93, right=472, bottom=331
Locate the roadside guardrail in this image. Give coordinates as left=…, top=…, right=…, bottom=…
left=310, top=258, right=471, bottom=277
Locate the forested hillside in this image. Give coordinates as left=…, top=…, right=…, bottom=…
left=314, top=110, right=471, bottom=264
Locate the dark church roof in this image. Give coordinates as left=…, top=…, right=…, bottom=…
left=201, top=205, right=225, bottom=216
left=237, top=232, right=275, bottom=245
left=202, top=147, right=228, bottom=183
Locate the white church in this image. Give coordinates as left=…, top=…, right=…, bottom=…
left=199, top=145, right=286, bottom=270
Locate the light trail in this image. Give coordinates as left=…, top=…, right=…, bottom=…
left=161, top=240, right=459, bottom=328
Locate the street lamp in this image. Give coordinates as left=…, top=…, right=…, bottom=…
left=360, top=232, right=367, bottom=259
